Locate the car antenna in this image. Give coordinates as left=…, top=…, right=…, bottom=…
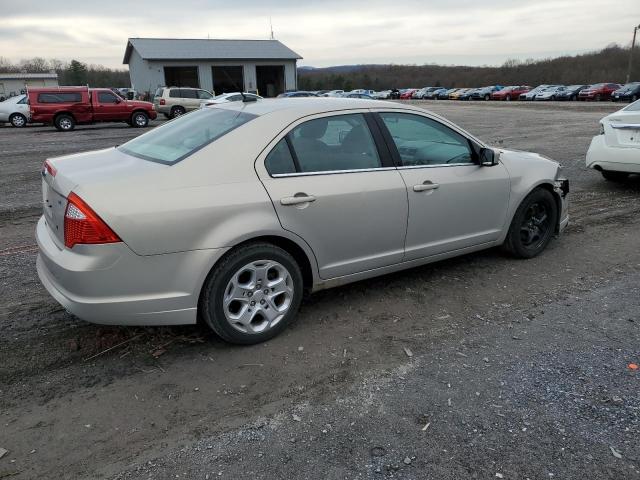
left=220, top=69, right=256, bottom=103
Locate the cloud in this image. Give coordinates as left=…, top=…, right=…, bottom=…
left=1, top=0, right=638, bottom=68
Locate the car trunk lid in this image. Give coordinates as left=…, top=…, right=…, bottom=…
left=42, top=147, right=164, bottom=249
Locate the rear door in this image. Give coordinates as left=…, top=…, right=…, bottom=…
left=182, top=89, right=200, bottom=110
left=374, top=110, right=511, bottom=260
left=256, top=112, right=409, bottom=279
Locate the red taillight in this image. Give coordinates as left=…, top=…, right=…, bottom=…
left=43, top=159, right=57, bottom=177
left=64, top=192, right=121, bottom=249
left=159, top=98, right=166, bottom=105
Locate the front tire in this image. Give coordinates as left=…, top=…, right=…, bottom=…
left=200, top=243, right=304, bottom=344
left=131, top=111, right=149, bottom=128
left=503, top=188, right=558, bottom=259
left=54, top=114, right=75, bottom=131
left=601, top=170, right=630, bottom=182
left=9, top=113, right=27, bottom=128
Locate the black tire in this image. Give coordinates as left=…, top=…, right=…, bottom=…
left=170, top=106, right=186, bottom=118
left=130, top=111, right=149, bottom=128
left=601, top=170, right=630, bottom=182
left=503, top=188, right=558, bottom=259
left=484, top=94, right=490, bottom=101
left=54, top=114, right=75, bottom=131
left=200, top=242, right=304, bottom=345
left=9, top=113, right=27, bottom=128
left=570, top=95, right=576, bottom=101
left=632, top=94, right=638, bottom=102
left=595, top=94, right=601, bottom=102
left=505, top=95, right=511, bottom=101
left=163, top=113, right=171, bottom=119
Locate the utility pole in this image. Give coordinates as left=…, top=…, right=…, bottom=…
left=627, top=24, right=640, bottom=84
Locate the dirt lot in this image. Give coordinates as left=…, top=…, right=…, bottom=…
left=1, top=101, right=639, bottom=479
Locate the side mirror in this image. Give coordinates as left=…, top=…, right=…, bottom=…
left=479, top=147, right=497, bottom=166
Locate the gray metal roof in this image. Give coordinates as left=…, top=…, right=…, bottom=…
left=123, top=38, right=302, bottom=64
left=0, top=73, right=58, bottom=80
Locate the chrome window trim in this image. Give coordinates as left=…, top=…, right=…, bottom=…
left=396, top=163, right=477, bottom=170
left=271, top=166, right=398, bottom=178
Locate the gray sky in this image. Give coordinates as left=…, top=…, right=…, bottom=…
left=2, top=0, right=639, bottom=69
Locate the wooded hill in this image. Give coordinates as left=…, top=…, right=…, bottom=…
left=298, top=45, right=638, bottom=91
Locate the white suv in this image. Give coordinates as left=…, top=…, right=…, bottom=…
left=153, top=87, right=214, bottom=118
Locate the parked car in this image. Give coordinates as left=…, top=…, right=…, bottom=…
left=413, top=87, right=440, bottom=99
left=389, top=89, right=401, bottom=100
left=277, top=91, right=319, bottom=98
left=439, top=88, right=458, bottom=99
left=424, top=87, right=448, bottom=99
left=323, top=90, right=345, bottom=97
left=400, top=89, right=418, bottom=99
left=153, top=87, right=214, bottom=118
left=372, top=90, right=391, bottom=99
left=457, top=88, right=479, bottom=100
left=36, top=98, right=568, bottom=344
left=491, top=86, right=531, bottom=101
left=345, top=93, right=374, bottom=99
left=556, top=85, right=589, bottom=101
left=0, top=94, right=30, bottom=127
left=200, top=92, right=262, bottom=108
left=586, top=99, right=640, bottom=181
left=448, top=88, right=470, bottom=100
left=349, top=89, right=376, bottom=97
left=611, top=82, right=640, bottom=102
left=471, top=86, right=502, bottom=101
left=520, top=85, right=550, bottom=101
left=534, top=85, right=567, bottom=101
left=578, top=83, right=621, bottom=101
left=28, top=86, right=157, bottom=131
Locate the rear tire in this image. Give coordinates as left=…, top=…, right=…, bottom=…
left=170, top=106, right=186, bottom=118
left=9, top=113, right=27, bottom=128
left=503, top=188, right=558, bottom=259
left=601, top=170, right=630, bottom=182
left=484, top=94, right=490, bottom=101
left=54, top=114, right=75, bottom=131
left=130, top=111, right=149, bottom=128
left=200, top=242, right=304, bottom=345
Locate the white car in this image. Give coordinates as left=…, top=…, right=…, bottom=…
left=586, top=99, right=640, bottom=181
left=373, top=90, right=391, bottom=99
left=322, top=90, right=345, bottom=97
left=534, top=86, right=566, bottom=101
left=199, top=92, right=262, bottom=108
left=0, top=94, right=30, bottom=127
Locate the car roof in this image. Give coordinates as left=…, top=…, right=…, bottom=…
left=212, top=97, right=424, bottom=117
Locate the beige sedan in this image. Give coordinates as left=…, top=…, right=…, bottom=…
left=36, top=98, right=569, bottom=344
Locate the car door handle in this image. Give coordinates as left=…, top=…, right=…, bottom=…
left=413, top=182, right=440, bottom=192
left=280, top=195, right=316, bottom=206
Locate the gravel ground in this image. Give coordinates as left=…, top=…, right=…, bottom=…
left=1, top=101, right=639, bottom=479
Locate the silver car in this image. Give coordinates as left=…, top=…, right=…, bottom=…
left=36, top=98, right=569, bottom=344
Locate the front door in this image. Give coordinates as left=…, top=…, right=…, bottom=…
left=94, top=90, right=128, bottom=121
left=375, top=111, right=511, bottom=260
left=257, top=112, right=408, bottom=279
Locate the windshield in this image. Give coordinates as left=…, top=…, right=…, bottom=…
left=118, top=108, right=257, bottom=165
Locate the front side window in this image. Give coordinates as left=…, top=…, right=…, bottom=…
left=289, top=114, right=381, bottom=173
left=197, top=90, right=212, bottom=100
left=379, top=112, right=474, bottom=166
left=118, top=108, right=256, bottom=165
left=97, top=92, right=119, bottom=103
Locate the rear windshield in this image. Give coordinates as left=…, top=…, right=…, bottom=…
left=118, top=108, right=256, bottom=165
left=37, top=92, right=82, bottom=103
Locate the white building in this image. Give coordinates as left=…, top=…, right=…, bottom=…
left=123, top=38, right=302, bottom=98
left=0, top=73, right=59, bottom=100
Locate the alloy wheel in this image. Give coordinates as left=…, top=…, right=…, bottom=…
left=223, top=260, right=294, bottom=334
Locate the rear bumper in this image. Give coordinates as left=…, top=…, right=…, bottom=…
left=586, top=135, right=640, bottom=173
left=36, top=216, right=228, bottom=326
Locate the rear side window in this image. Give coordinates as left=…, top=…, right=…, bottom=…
left=169, top=89, right=181, bottom=98
left=180, top=89, right=198, bottom=99
left=37, top=92, right=82, bottom=103
left=265, top=139, right=296, bottom=175
left=118, top=108, right=256, bottom=165
left=289, top=114, right=381, bottom=173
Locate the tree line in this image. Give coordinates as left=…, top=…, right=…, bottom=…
left=298, top=45, right=638, bottom=91
left=0, top=57, right=130, bottom=87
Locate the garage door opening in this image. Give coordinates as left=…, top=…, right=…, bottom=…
left=256, top=65, right=285, bottom=98
left=212, top=66, right=244, bottom=94
left=164, top=66, right=200, bottom=88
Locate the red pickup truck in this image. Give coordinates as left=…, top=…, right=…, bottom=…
left=28, top=86, right=157, bottom=131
